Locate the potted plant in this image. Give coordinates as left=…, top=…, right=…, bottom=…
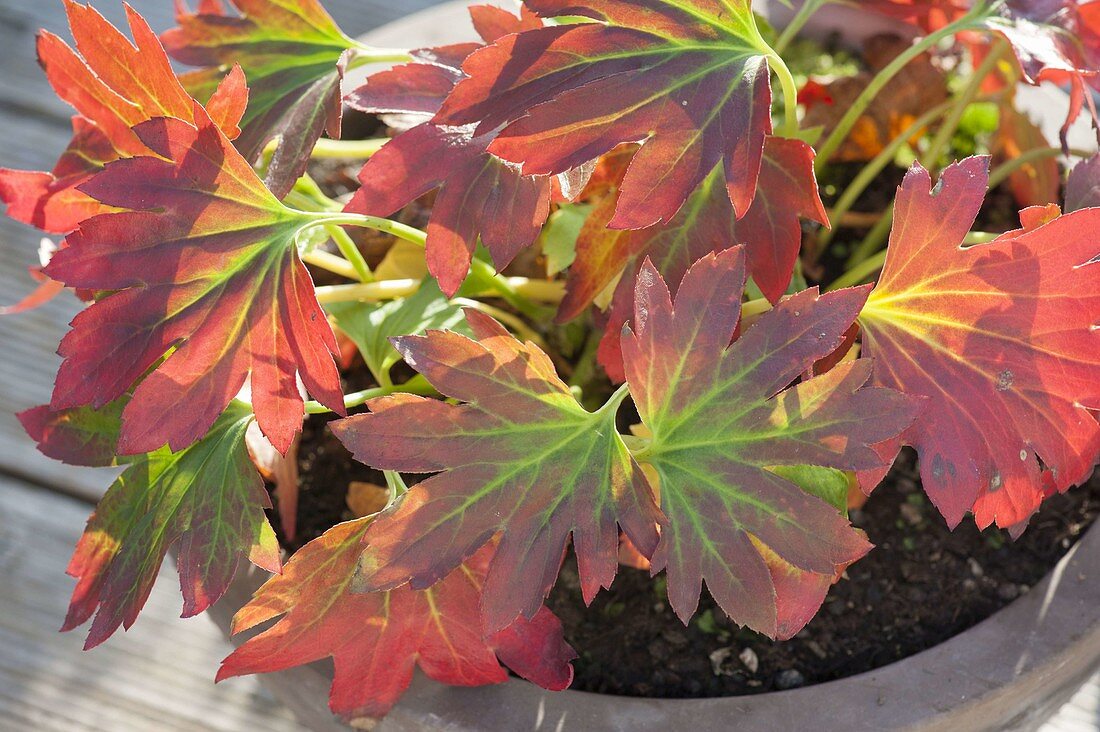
left=4, top=0, right=1100, bottom=729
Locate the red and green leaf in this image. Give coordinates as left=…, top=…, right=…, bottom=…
left=620, top=248, right=919, bottom=636
left=62, top=400, right=281, bottom=649
left=559, top=136, right=826, bottom=327
left=331, top=309, right=662, bottom=633
left=219, top=520, right=574, bottom=721
left=0, top=1, right=246, bottom=234
left=163, top=0, right=358, bottom=197
left=437, top=0, right=778, bottom=229
left=858, top=156, right=1100, bottom=529
left=46, top=105, right=344, bottom=456
left=344, top=16, right=551, bottom=296
left=18, top=400, right=125, bottom=468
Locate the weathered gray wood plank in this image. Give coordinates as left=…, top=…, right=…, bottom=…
left=0, top=475, right=304, bottom=731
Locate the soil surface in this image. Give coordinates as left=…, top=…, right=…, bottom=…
left=278, top=421, right=1100, bottom=699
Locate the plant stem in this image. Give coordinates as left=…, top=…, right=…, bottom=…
left=314, top=278, right=421, bottom=304
left=314, top=276, right=565, bottom=305
left=307, top=212, right=428, bottom=247
left=920, top=41, right=1006, bottom=170
left=986, top=146, right=1093, bottom=190
left=304, top=374, right=436, bottom=415
left=816, top=98, right=956, bottom=255
left=768, top=50, right=801, bottom=137
left=345, top=44, right=414, bottom=67
left=326, top=224, right=374, bottom=282
left=848, top=207, right=895, bottom=267
left=814, top=4, right=991, bottom=171
left=310, top=138, right=389, bottom=159
left=828, top=249, right=888, bottom=290
left=302, top=250, right=359, bottom=280
left=775, top=0, right=832, bottom=54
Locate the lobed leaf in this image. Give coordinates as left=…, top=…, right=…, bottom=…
left=620, top=248, right=919, bottom=636
left=219, top=520, right=574, bottom=721
left=331, top=309, right=662, bottom=633
left=344, top=13, right=551, bottom=296
left=0, top=1, right=246, bottom=234
left=46, top=105, right=344, bottom=455
left=61, top=401, right=281, bottom=649
left=163, top=0, right=358, bottom=197
left=858, top=156, right=1100, bottom=529
left=436, top=0, right=778, bottom=229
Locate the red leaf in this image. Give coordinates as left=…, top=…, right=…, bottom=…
left=571, top=142, right=825, bottom=379
left=46, top=106, right=344, bottom=455
left=331, top=310, right=662, bottom=633
left=345, top=34, right=551, bottom=296
left=620, top=248, right=919, bottom=636
left=859, top=157, right=1100, bottom=528
left=219, top=520, right=574, bottom=721
left=437, top=0, right=777, bottom=229
left=163, top=0, right=356, bottom=197
left=63, top=401, right=281, bottom=649
left=0, top=1, right=245, bottom=234
left=469, top=3, right=544, bottom=43
left=862, top=0, right=969, bottom=31
left=561, top=137, right=825, bottom=323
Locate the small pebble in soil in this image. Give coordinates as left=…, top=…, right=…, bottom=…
left=997, top=583, right=1020, bottom=601
left=774, top=669, right=806, bottom=690
left=968, top=558, right=985, bottom=577
left=709, top=648, right=733, bottom=676
left=739, top=647, right=759, bottom=674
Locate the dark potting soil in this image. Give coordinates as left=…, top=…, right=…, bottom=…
left=279, top=417, right=1100, bottom=699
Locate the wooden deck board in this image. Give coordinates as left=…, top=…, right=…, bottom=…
left=0, top=476, right=304, bottom=731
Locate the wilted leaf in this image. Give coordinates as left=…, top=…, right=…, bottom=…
left=62, top=401, right=280, bottom=649
left=163, top=0, right=357, bottom=197
left=46, top=106, right=344, bottom=456
left=621, top=248, right=918, bottom=636
left=219, top=520, right=574, bottom=721
left=331, top=309, right=662, bottom=633
left=437, top=0, right=780, bottom=229
left=859, top=156, right=1100, bottom=529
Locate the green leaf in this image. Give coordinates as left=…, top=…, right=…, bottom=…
left=327, top=279, right=469, bottom=384
left=541, top=203, right=592, bottom=275
left=62, top=400, right=280, bottom=649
